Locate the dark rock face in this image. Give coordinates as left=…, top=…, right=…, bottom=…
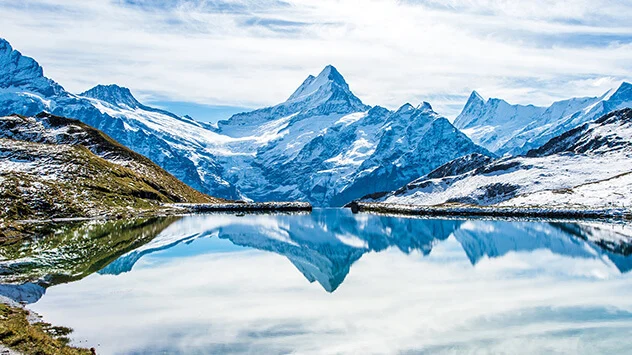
left=528, top=108, right=632, bottom=156
left=426, top=153, right=494, bottom=179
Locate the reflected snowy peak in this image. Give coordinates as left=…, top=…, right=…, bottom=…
left=99, top=210, right=632, bottom=292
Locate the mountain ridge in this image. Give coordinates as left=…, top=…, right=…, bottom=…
left=455, top=82, right=632, bottom=155
left=81, top=84, right=143, bottom=109
left=20, top=38, right=627, bottom=207
left=0, top=38, right=491, bottom=206
left=365, top=108, right=632, bottom=209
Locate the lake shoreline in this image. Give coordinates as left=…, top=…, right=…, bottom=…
left=346, top=202, right=632, bottom=221
left=0, top=295, right=93, bottom=354
left=167, top=202, right=313, bottom=213
left=0, top=202, right=312, bottom=244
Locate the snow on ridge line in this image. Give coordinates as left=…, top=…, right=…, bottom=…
left=455, top=82, right=632, bottom=155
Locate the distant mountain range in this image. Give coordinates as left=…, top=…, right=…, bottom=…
left=1, top=37, right=631, bottom=208
left=0, top=38, right=488, bottom=206
left=455, top=83, right=632, bottom=155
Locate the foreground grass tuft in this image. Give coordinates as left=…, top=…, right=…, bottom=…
left=0, top=303, right=92, bottom=354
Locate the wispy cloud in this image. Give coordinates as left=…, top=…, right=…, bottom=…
left=2, top=0, right=632, bottom=118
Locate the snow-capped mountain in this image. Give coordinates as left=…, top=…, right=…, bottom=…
left=81, top=84, right=144, bottom=109
left=455, top=84, right=632, bottom=155
left=0, top=38, right=489, bottom=206
left=217, top=65, right=369, bottom=137
left=213, top=65, right=489, bottom=205
left=235, top=97, right=491, bottom=206
left=369, top=108, right=632, bottom=209
left=0, top=39, right=239, bottom=200
left=454, top=91, right=546, bottom=154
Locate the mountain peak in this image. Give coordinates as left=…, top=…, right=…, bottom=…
left=318, top=65, right=347, bottom=85
left=396, top=103, right=415, bottom=113
left=280, top=65, right=368, bottom=114
left=218, top=65, right=368, bottom=136
left=453, top=90, right=490, bottom=130
left=80, top=84, right=141, bottom=109
left=461, top=90, right=486, bottom=113
left=0, top=38, right=63, bottom=97
left=467, top=90, right=484, bottom=104
left=287, top=65, right=351, bottom=102
left=418, top=101, right=433, bottom=112
left=618, top=81, right=632, bottom=90
left=609, top=81, right=632, bottom=101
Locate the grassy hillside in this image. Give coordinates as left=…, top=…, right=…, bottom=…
left=0, top=113, right=224, bottom=237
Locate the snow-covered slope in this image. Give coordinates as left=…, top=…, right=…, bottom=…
left=0, top=38, right=489, bottom=206
left=455, top=84, right=632, bottom=155
left=370, top=109, right=632, bottom=209
left=454, top=91, right=545, bottom=153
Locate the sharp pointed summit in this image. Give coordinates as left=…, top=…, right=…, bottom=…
left=80, top=84, right=142, bottom=109
left=467, top=90, right=485, bottom=105
left=453, top=90, right=489, bottom=130
left=287, top=64, right=357, bottom=104
left=218, top=64, right=369, bottom=137
left=607, top=81, right=632, bottom=103
left=319, top=64, right=347, bottom=85
left=418, top=101, right=433, bottom=112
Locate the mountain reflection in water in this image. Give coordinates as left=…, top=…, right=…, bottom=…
left=1, top=209, right=631, bottom=354
left=99, top=210, right=632, bottom=292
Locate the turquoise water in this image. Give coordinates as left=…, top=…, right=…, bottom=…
left=4, top=209, right=632, bottom=354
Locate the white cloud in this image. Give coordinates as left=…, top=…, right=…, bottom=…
left=1, top=0, right=632, bottom=118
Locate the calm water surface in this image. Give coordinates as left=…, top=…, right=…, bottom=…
left=1, top=209, right=632, bottom=354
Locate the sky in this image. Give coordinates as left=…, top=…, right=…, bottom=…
left=2, top=0, right=632, bottom=122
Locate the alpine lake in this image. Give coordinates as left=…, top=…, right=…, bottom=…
left=1, top=209, right=632, bottom=354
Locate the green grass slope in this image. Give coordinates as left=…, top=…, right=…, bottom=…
left=0, top=113, right=224, bottom=228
